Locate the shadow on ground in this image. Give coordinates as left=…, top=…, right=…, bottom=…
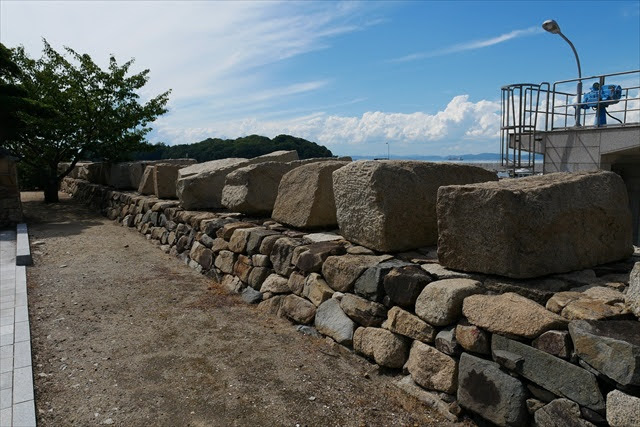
left=21, top=191, right=103, bottom=237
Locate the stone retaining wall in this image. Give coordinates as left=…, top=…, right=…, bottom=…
left=61, top=177, right=640, bottom=427
left=0, top=154, right=23, bottom=227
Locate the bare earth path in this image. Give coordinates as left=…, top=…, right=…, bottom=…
left=22, top=191, right=455, bottom=427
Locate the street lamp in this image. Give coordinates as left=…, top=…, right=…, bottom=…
left=542, top=19, right=583, bottom=126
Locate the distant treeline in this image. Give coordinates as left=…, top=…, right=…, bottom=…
left=132, top=134, right=334, bottom=162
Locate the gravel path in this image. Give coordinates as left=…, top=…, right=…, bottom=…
left=22, top=191, right=458, bottom=427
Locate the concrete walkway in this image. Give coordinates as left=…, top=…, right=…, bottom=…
left=1, top=227, right=36, bottom=427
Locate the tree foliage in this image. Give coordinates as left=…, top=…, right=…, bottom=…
left=1, top=40, right=170, bottom=202
left=133, top=134, right=333, bottom=162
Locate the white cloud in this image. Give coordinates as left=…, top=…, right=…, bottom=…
left=1, top=1, right=373, bottom=106
left=155, top=95, right=502, bottom=154
left=391, top=26, right=542, bottom=63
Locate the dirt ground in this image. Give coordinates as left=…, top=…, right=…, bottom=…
left=21, top=191, right=463, bottom=427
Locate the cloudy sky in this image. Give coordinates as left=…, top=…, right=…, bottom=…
left=2, top=1, right=639, bottom=157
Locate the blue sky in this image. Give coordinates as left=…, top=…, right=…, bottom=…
left=2, top=1, right=639, bottom=157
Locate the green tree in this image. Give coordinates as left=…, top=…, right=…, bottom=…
left=0, top=43, right=53, bottom=148
left=2, top=40, right=170, bottom=202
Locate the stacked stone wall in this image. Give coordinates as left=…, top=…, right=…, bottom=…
left=0, top=156, right=23, bottom=227
left=61, top=176, right=640, bottom=426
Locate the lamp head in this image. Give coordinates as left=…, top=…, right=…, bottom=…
left=542, top=19, right=561, bottom=34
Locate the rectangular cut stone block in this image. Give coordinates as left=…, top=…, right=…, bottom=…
left=272, top=161, right=348, bottom=229
left=222, top=162, right=299, bottom=215
left=110, top=159, right=196, bottom=190
left=137, top=165, right=156, bottom=195
left=333, top=161, right=497, bottom=252
left=177, top=151, right=297, bottom=210
left=437, top=171, right=633, bottom=279
left=154, top=163, right=193, bottom=199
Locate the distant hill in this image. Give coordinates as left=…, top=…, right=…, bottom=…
left=133, top=134, right=333, bottom=162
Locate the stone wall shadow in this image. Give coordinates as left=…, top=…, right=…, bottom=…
left=20, top=191, right=103, bottom=237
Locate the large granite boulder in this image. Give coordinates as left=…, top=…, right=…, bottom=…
left=59, top=162, right=109, bottom=184
left=177, top=151, right=298, bottom=209
left=110, top=159, right=196, bottom=190
left=154, top=162, right=194, bottom=199
left=137, top=165, right=156, bottom=195
left=437, top=171, right=633, bottom=278
left=568, top=320, right=640, bottom=387
left=457, top=353, right=527, bottom=427
left=332, top=161, right=497, bottom=252
left=221, top=159, right=335, bottom=215
left=271, top=161, right=349, bottom=229
left=221, top=162, right=297, bottom=215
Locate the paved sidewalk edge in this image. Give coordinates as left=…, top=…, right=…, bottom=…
left=16, top=224, right=32, bottom=267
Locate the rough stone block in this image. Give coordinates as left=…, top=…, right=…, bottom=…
left=189, top=242, right=213, bottom=270
left=269, top=237, right=303, bottom=276
left=333, top=160, right=497, bottom=252
left=272, top=161, right=348, bottom=229
left=228, top=227, right=261, bottom=253
left=491, top=334, right=605, bottom=412
left=437, top=171, right=633, bottom=278
left=568, top=320, right=640, bottom=387
left=339, top=294, right=387, bottom=327
left=457, top=353, right=527, bottom=427
left=628, top=262, right=640, bottom=317
left=455, top=322, right=490, bottom=355
left=247, top=267, right=271, bottom=290
left=280, top=294, right=316, bottom=324
left=353, top=327, right=410, bottom=368
left=463, top=293, right=567, bottom=339
left=303, top=273, right=334, bottom=306
left=354, top=259, right=410, bottom=302
left=314, top=299, right=355, bottom=345
left=532, top=330, right=572, bottom=359
left=533, top=398, right=593, bottom=427
left=382, top=306, right=436, bottom=343
left=435, top=326, right=461, bottom=356
left=607, top=390, right=640, bottom=427
left=406, top=341, right=458, bottom=394
left=415, top=278, right=482, bottom=326
left=214, top=250, right=237, bottom=274
left=287, top=271, right=305, bottom=296
left=177, top=151, right=297, bottom=209
left=294, top=241, right=346, bottom=274
left=383, top=265, right=431, bottom=309
left=321, top=254, right=391, bottom=293
left=259, top=274, right=290, bottom=294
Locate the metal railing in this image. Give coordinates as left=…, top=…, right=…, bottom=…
left=500, top=83, right=549, bottom=175
left=550, top=69, right=640, bottom=130
left=500, top=69, right=640, bottom=173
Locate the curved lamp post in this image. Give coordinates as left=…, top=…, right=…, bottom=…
left=543, top=19, right=583, bottom=126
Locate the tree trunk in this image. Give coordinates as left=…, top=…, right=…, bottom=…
left=44, top=180, right=60, bottom=203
